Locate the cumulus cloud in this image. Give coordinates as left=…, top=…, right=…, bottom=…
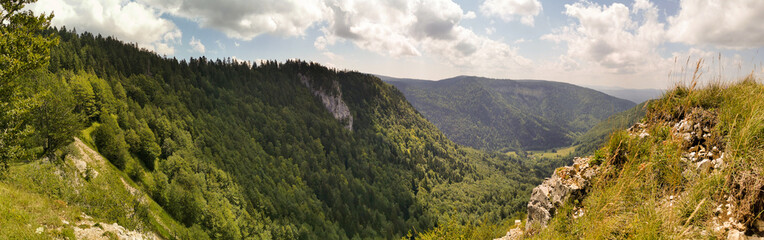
left=463, top=11, right=476, bottom=20
left=667, top=0, right=764, bottom=49
left=541, top=0, right=666, bottom=74
left=30, top=0, right=532, bottom=76
left=318, top=0, right=531, bottom=72
left=138, top=0, right=327, bottom=40
left=189, top=36, right=205, bottom=53
left=480, top=0, right=542, bottom=26
left=29, top=0, right=181, bottom=55
left=485, top=27, right=496, bottom=35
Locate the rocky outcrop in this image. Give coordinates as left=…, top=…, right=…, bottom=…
left=73, top=213, right=160, bottom=240
left=299, top=74, right=353, bottom=130
left=495, top=157, right=599, bottom=240
left=499, top=107, right=763, bottom=239
left=495, top=227, right=523, bottom=240
left=526, top=157, right=599, bottom=230
left=670, top=108, right=727, bottom=174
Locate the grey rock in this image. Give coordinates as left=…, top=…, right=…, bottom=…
left=526, top=157, right=597, bottom=230
left=727, top=229, right=747, bottom=240
left=299, top=74, right=353, bottom=130
left=494, top=228, right=523, bottom=240
left=696, top=159, right=712, bottom=173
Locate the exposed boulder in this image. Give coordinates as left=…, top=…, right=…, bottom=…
left=526, top=157, right=598, bottom=230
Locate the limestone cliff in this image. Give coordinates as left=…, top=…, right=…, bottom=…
left=299, top=73, right=353, bottom=131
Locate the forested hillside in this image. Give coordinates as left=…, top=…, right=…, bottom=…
left=0, top=21, right=547, bottom=239
left=382, top=76, right=635, bottom=152
left=573, top=101, right=649, bottom=155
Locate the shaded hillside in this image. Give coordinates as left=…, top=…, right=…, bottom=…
left=573, top=101, right=649, bottom=155
left=382, top=76, right=635, bottom=151
left=1, top=27, right=543, bottom=239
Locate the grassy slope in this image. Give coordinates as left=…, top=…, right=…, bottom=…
left=0, top=182, right=81, bottom=240
left=532, top=78, right=764, bottom=239
left=0, top=136, right=199, bottom=239
left=385, top=76, right=635, bottom=151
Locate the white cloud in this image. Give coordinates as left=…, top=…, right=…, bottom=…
left=189, top=36, right=205, bottom=53
left=322, top=51, right=343, bottom=61
left=29, top=0, right=181, bottom=55
left=541, top=0, right=666, bottom=74
left=667, top=0, right=764, bottom=49
left=479, top=0, right=542, bottom=26
left=138, top=0, right=327, bottom=40
left=216, top=40, right=225, bottom=50
left=463, top=11, right=476, bottom=20
left=317, top=0, right=531, bottom=74
left=485, top=27, right=496, bottom=35
left=420, top=27, right=532, bottom=74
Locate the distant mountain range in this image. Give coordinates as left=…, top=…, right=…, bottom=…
left=584, top=86, right=664, bottom=104
left=380, top=75, right=635, bottom=152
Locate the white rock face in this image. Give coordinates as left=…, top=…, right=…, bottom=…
left=526, top=157, right=598, bottom=230
left=299, top=74, right=353, bottom=131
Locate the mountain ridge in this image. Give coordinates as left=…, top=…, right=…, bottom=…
left=380, top=75, right=635, bottom=151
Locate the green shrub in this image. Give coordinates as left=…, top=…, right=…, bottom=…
left=60, top=227, right=76, bottom=240
left=92, top=114, right=130, bottom=169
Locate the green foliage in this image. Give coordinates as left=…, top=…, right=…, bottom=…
left=25, top=71, right=83, bottom=160
left=0, top=0, right=58, bottom=175
left=0, top=181, right=81, bottom=240
left=22, top=29, right=550, bottom=239
left=406, top=217, right=519, bottom=240
left=574, top=101, right=648, bottom=156
left=155, top=149, right=263, bottom=239
left=0, top=0, right=58, bottom=84
left=92, top=114, right=130, bottom=169
left=384, top=76, right=635, bottom=151
left=67, top=72, right=99, bottom=120
left=125, top=122, right=160, bottom=170
left=0, top=93, right=36, bottom=173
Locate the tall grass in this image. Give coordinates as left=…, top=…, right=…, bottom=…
left=532, top=66, right=764, bottom=239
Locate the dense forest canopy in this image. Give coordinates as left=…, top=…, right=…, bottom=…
left=1, top=16, right=573, bottom=237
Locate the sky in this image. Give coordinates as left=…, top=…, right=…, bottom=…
left=29, top=0, right=764, bottom=89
